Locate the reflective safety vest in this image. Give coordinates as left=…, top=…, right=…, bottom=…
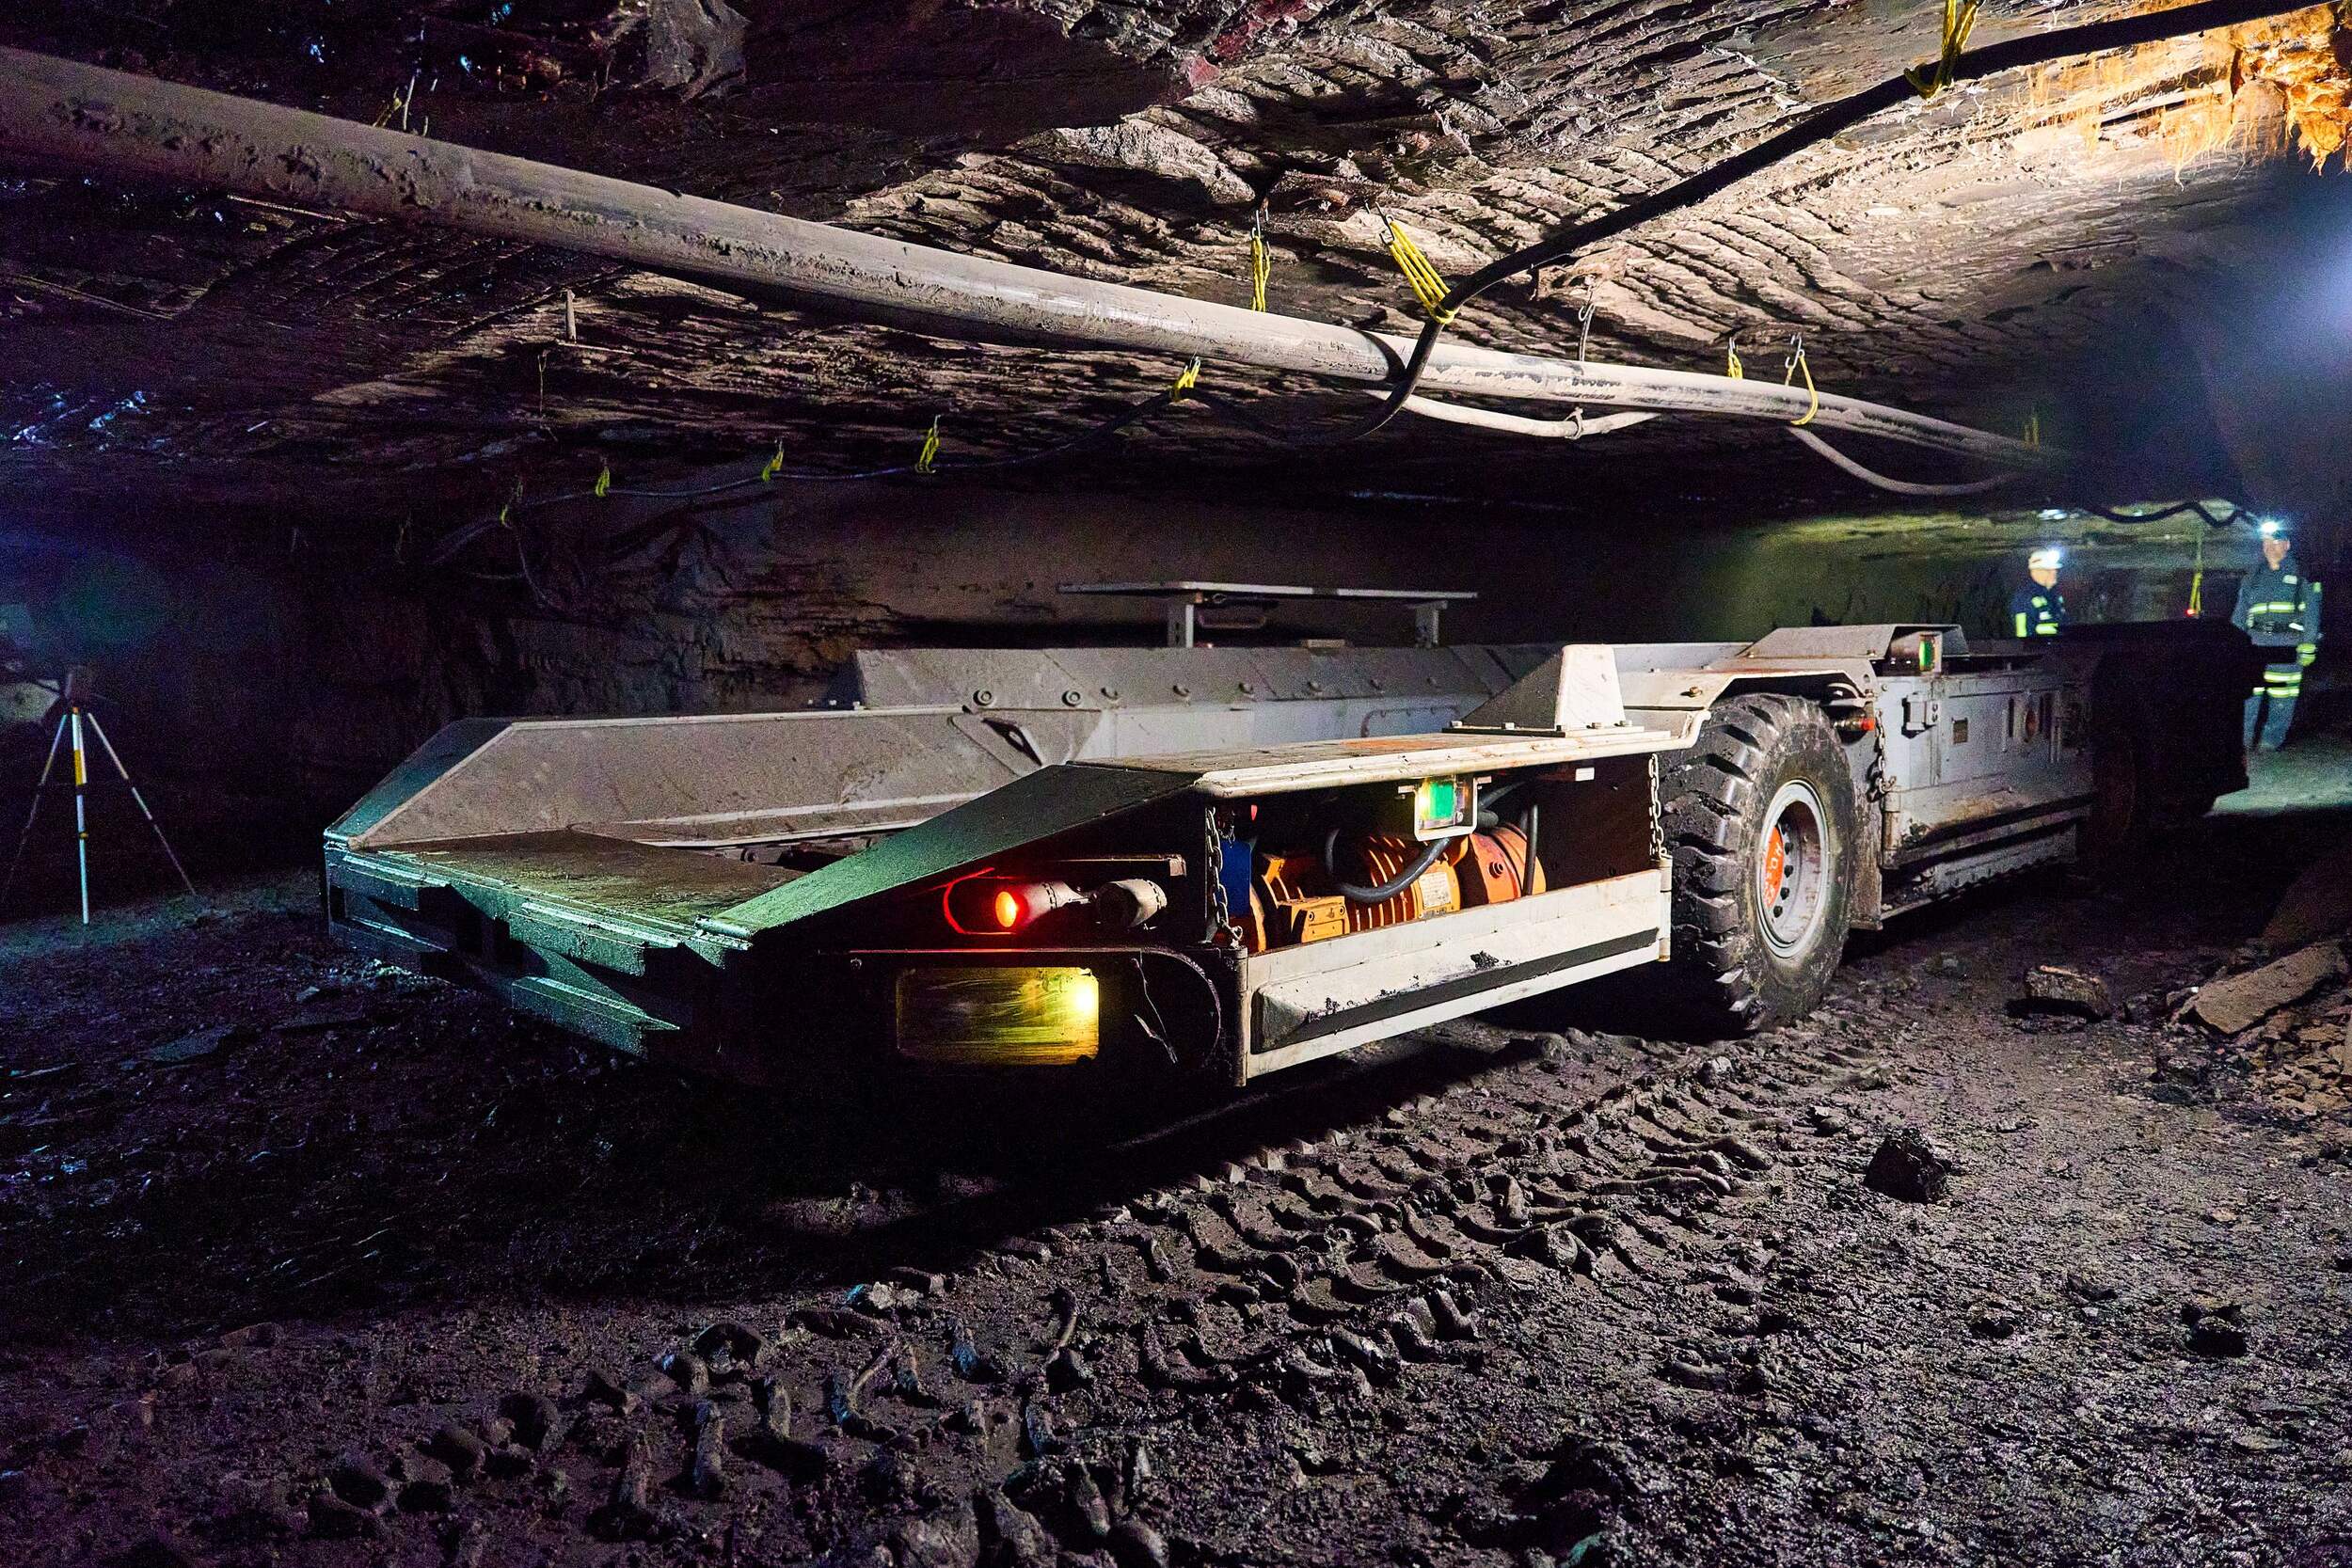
left=2231, top=557, right=2321, bottom=657
left=2010, top=585, right=2065, bottom=638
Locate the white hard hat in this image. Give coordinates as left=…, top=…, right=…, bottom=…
left=2027, top=547, right=2063, bottom=571
left=2258, top=516, right=2290, bottom=540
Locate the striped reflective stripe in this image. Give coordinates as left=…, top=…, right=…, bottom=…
left=2033, top=624, right=2059, bottom=635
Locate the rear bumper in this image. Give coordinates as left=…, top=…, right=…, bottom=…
left=1239, top=865, right=1669, bottom=1078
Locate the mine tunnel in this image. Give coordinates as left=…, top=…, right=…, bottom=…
left=4, top=3, right=2352, bottom=1563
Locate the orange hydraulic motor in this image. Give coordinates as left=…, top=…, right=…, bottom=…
left=1455, top=821, right=1546, bottom=908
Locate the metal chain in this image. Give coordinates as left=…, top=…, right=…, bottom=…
left=1864, top=742, right=1890, bottom=805
left=1205, top=804, right=1236, bottom=942
left=1647, top=752, right=1666, bottom=866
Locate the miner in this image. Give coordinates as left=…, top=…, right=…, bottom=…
left=2232, top=517, right=2322, bottom=752
left=2010, top=546, right=2067, bottom=638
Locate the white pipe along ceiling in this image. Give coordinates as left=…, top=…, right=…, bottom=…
left=0, top=45, right=2060, bottom=475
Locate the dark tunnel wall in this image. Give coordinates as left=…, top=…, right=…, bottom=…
left=0, top=485, right=2317, bottom=907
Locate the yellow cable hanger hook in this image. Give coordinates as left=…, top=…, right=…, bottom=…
left=1782, top=334, right=1820, bottom=428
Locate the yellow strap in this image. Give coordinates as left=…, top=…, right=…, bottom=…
left=2186, top=529, right=2205, bottom=619
left=1248, top=214, right=1271, bottom=313
left=1904, top=0, right=1980, bottom=99
left=1725, top=337, right=1744, bottom=380
left=915, top=416, right=941, bottom=475
left=593, top=461, right=612, bottom=499
left=1382, top=217, right=1456, bottom=325
left=2022, top=409, right=2041, bottom=450
left=1170, top=357, right=1201, bottom=400
left=1783, top=341, right=1820, bottom=428
left=498, top=478, right=523, bottom=528
left=760, top=440, right=785, bottom=483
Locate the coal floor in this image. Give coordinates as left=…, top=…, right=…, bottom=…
left=4, top=747, right=2352, bottom=1568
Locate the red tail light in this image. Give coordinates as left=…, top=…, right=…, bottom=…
left=943, top=877, right=1086, bottom=936
left=991, top=880, right=1083, bottom=930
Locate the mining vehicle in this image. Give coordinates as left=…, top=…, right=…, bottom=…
left=324, top=604, right=2252, bottom=1088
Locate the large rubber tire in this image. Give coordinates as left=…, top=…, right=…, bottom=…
left=1658, top=693, right=1856, bottom=1036
left=2084, top=679, right=2158, bottom=867
left=2083, top=715, right=2153, bottom=867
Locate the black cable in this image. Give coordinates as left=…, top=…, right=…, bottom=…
left=1318, top=0, right=2313, bottom=446
left=1128, top=955, right=1179, bottom=1069
left=2079, top=499, right=2246, bottom=530
left=1322, top=826, right=1447, bottom=905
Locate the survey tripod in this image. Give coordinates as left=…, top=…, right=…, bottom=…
left=1, top=671, right=194, bottom=923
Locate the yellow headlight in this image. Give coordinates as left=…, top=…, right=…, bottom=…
left=895, top=967, right=1101, bottom=1067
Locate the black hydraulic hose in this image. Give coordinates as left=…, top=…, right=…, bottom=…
left=1328, top=0, right=2314, bottom=445
left=1521, top=802, right=1540, bottom=893
left=2079, top=499, right=2247, bottom=529
left=1323, top=826, right=1448, bottom=905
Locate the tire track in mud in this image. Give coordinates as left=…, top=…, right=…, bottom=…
left=439, top=1005, right=1915, bottom=1562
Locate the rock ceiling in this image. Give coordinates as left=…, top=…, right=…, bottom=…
left=1, top=1, right=2348, bottom=534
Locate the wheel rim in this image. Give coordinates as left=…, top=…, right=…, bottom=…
left=1757, top=780, right=1830, bottom=959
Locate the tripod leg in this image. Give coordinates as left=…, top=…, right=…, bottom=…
left=0, top=711, right=67, bottom=909
left=70, top=705, right=93, bottom=925
left=85, top=711, right=197, bottom=897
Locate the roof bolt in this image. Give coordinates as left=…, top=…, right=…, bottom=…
left=1239, top=681, right=1256, bottom=695
left=1062, top=689, right=1084, bottom=706
left=1101, top=686, right=1120, bottom=700
left=973, top=689, right=995, bottom=708
left=1172, top=683, right=1191, bottom=697
left=1370, top=677, right=1387, bottom=690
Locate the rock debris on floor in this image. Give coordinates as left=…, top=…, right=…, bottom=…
left=5, top=804, right=2352, bottom=1568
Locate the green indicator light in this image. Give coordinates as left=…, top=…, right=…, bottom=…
left=1420, top=778, right=1457, bottom=828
